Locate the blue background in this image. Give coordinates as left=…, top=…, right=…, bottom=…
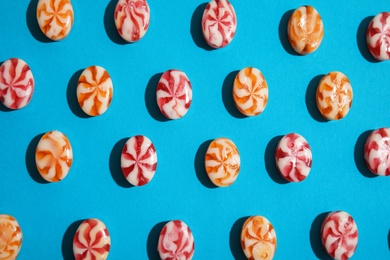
left=1, top=0, right=389, bottom=259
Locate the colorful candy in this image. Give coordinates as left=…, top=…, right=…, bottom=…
left=321, top=211, right=358, bottom=260
left=73, top=218, right=111, bottom=260
left=121, top=135, right=157, bottom=186
left=36, top=0, right=74, bottom=41
left=233, top=67, right=268, bottom=117
left=156, top=69, right=192, bottom=119
left=0, top=214, right=23, bottom=260
left=202, top=0, right=237, bottom=48
left=35, top=130, right=73, bottom=182
left=114, top=0, right=150, bottom=42
left=77, top=66, right=113, bottom=116
left=158, top=220, right=194, bottom=260
left=364, top=128, right=390, bottom=176
left=205, top=138, right=240, bottom=187
left=241, top=216, right=277, bottom=260
left=316, top=72, right=353, bottom=120
left=367, top=12, right=390, bottom=61
left=275, top=133, right=312, bottom=182
left=288, top=6, right=324, bottom=55
left=0, top=58, right=34, bottom=110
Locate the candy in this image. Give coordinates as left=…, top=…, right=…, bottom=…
left=121, top=135, right=157, bottom=186
left=202, top=0, right=237, bottom=48
left=35, top=130, right=73, bottom=182
left=73, top=218, right=111, bottom=260
left=156, top=70, right=192, bottom=119
left=205, top=138, right=240, bottom=187
left=275, top=133, right=312, bottom=182
left=114, top=0, right=150, bottom=42
left=287, top=6, right=324, bottom=55
left=0, top=58, right=34, bottom=110
left=241, top=216, right=277, bottom=260
left=36, top=0, right=74, bottom=41
left=0, top=214, right=23, bottom=260
left=233, top=67, right=268, bottom=116
left=321, top=211, right=358, bottom=260
left=158, top=220, right=194, bottom=260
left=367, top=12, right=390, bottom=61
left=364, top=128, right=390, bottom=176
left=316, top=72, right=353, bottom=120
left=77, top=66, right=113, bottom=116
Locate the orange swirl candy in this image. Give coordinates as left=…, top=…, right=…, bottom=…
left=0, top=214, right=23, bottom=260
left=35, top=130, right=73, bottom=182
left=288, top=6, right=324, bottom=55
left=316, top=72, right=353, bottom=120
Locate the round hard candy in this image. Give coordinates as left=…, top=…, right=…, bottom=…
left=364, top=127, right=390, bottom=176
left=114, top=0, right=150, bottom=42
left=0, top=214, right=23, bottom=260
left=37, top=0, right=74, bottom=41
left=205, top=138, right=240, bottom=187
left=241, top=216, right=277, bottom=260
left=202, top=0, right=237, bottom=48
left=316, top=71, right=353, bottom=120
left=233, top=67, right=268, bottom=116
left=158, top=220, right=194, bottom=260
left=77, top=66, right=113, bottom=116
left=321, top=211, right=358, bottom=260
left=288, top=6, right=324, bottom=55
left=0, top=58, right=34, bottom=109
left=367, top=12, right=390, bottom=61
left=35, top=130, right=73, bottom=182
left=156, top=69, right=192, bottom=119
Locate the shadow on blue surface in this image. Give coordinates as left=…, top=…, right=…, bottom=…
left=26, top=0, right=53, bottom=43
left=222, top=70, right=246, bottom=119
left=25, top=133, right=49, bottom=184
left=66, top=69, right=91, bottom=119
left=109, top=138, right=134, bottom=188
left=229, top=216, right=248, bottom=260
left=310, top=212, right=333, bottom=260
left=144, top=73, right=169, bottom=122
left=265, top=135, right=289, bottom=184
left=356, top=16, right=378, bottom=63
left=354, top=130, right=377, bottom=178
left=0, top=102, right=12, bottom=112
left=147, top=221, right=168, bottom=260
left=388, top=229, right=390, bottom=251
left=278, top=9, right=300, bottom=56
left=305, top=74, right=327, bottom=123
left=190, top=3, right=214, bottom=51
left=194, top=139, right=218, bottom=188
left=62, top=219, right=84, bottom=260
left=104, top=0, right=128, bottom=45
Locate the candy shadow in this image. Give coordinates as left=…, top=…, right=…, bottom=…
left=354, top=130, right=377, bottom=178
left=388, top=229, right=390, bottom=251
left=278, top=9, right=299, bottom=56
left=306, top=74, right=327, bottom=123
left=0, top=102, right=12, bottom=112
left=144, top=73, right=169, bottom=122
left=25, top=133, right=48, bottom=184
left=265, top=135, right=289, bottom=184
left=61, top=219, right=84, bottom=260
left=66, top=69, right=91, bottom=118
left=310, top=212, right=333, bottom=260
left=229, top=216, right=248, bottom=260
left=194, top=140, right=217, bottom=188
left=222, top=70, right=246, bottom=119
left=190, top=3, right=213, bottom=51
left=109, top=138, right=134, bottom=188
left=147, top=221, right=168, bottom=260
left=356, top=16, right=378, bottom=63
left=104, top=0, right=128, bottom=45
left=26, top=0, right=53, bottom=43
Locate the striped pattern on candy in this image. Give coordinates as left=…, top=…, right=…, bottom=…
left=364, top=128, right=390, bottom=176
left=121, top=135, right=157, bottom=186
left=0, top=58, right=34, bottom=110
left=321, top=211, right=358, bottom=260
left=316, top=72, right=353, bottom=120
left=205, top=138, right=240, bottom=187
left=275, top=133, right=312, bottom=182
left=37, top=0, right=74, bottom=41
left=156, top=70, right=192, bottom=119
left=0, top=215, right=23, bottom=260
left=241, top=216, right=277, bottom=260
left=233, top=67, right=268, bottom=116
left=73, top=219, right=111, bottom=260
left=288, top=6, right=324, bottom=55
left=158, top=220, right=194, bottom=260
left=202, top=0, right=237, bottom=48
left=366, top=12, right=390, bottom=61
left=77, top=66, right=113, bottom=116
left=35, top=130, right=73, bottom=182
left=115, top=0, right=150, bottom=42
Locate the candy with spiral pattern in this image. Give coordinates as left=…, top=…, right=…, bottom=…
left=0, top=214, right=23, bottom=260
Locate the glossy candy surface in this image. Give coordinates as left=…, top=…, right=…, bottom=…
left=156, top=70, right=192, bottom=119
left=37, top=0, right=74, bottom=41
left=233, top=67, right=268, bottom=116
left=73, top=218, right=111, bottom=260
left=316, top=72, right=353, bottom=120
left=35, top=130, right=73, bottom=182
left=288, top=6, right=324, bottom=55
left=114, top=0, right=150, bottom=42
left=321, top=211, right=358, bottom=260
left=275, top=133, right=312, bottom=182
left=77, top=66, right=113, bottom=116
left=364, top=128, right=390, bottom=176
left=158, top=220, right=194, bottom=260
left=205, top=138, right=240, bottom=187
left=0, top=214, right=23, bottom=260
left=241, top=216, right=277, bottom=260
left=121, top=135, right=157, bottom=186
left=202, top=0, right=237, bottom=48
left=0, top=58, right=34, bottom=110
left=367, top=12, right=390, bottom=61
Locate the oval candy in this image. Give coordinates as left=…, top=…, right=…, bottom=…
left=364, top=128, right=390, bottom=176
left=367, top=12, right=390, bottom=61
left=0, top=214, right=23, bottom=260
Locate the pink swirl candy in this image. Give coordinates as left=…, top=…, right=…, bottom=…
left=321, top=211, right=358, bottom=260
left=367, top=12, right=390, bottom=61
left=364, top=128, right=390, bottom=176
